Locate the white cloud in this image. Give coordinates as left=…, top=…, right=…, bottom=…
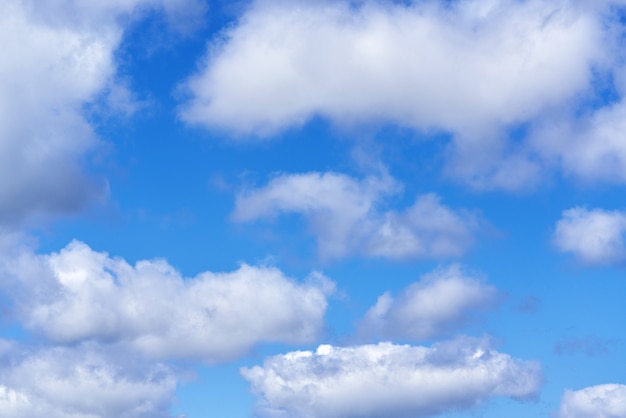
left=181, top=0, right=601, bottom=135
left=0, top=341, right=177, bottom=418
left=180, top=0, right=626, bottom=189
left=179, top=0, right=625, bottom=189
left=559, top=384, right=626, bottom=418
left=553, top=207, right=626, bottom=265
left=232, top=171, right=478, bottom=260
left=359, top=265, right=499, bottom=340
left=241, top=337, right=542, bottom=418
left=0, top=239, right=334, bottom=362
left=0, top=0, right=204, bottom=226
left=531, top=100, right=626, bottom=183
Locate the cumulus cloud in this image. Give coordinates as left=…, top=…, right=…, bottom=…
left=0, top=341, right=177, bottom=418
left=0, top=239, right=334, bottom=362
left=181, top=0, right=600, bottom=135
left=241, top=337, right=542, bottom=418
left=0, top=0, right=204, bottom=226
left=553, top=207, right=626, bottom=265
left=232, top=171, right=478, bottom=260
left=559, top=384, right=626, bottom=418
left=179, top=0, right=626, bottom=189
left=359, top=265, right=499, bottom=340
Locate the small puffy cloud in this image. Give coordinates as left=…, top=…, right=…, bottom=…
left=359, top=265, right=499, bottom=340
left=559, top=384, right=626, bottom=418
left=0, top=341, right=177, bottom=418
left=553, top=207, right=626, bottom=265
left=531, top=101, right=626, bottom=184
left=241, top=337, right=542, bottom=418
left=232, top=172, right=478, bottom=260
left=0, top=240, right=334, bottom=362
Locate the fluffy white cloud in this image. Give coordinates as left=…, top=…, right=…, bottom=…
left=232, top=172, right=478, bottom=260
left=553, top=207, right=626, bottom=265
left=180, top=0, right=626, bottom=189
left=181, top=0, right=600, bottom=135
left=241, top=337, right=542, bottom=418
left=0, top=341, right=177, bottom=418
left=559, top=384, right=626, bottom=418
left=0, top=239, right=334, bottom=362
left=179, top=0, right=626, bottom=189
left=359, top=265, right=499, bottom=340
left=0, top=0, right=204, bottom=226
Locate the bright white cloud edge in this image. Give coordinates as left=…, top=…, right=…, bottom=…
left=559, top=384, right=626, bottom=418
left=242, top=337, right=542, bottom=418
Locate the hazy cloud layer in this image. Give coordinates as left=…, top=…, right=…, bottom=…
left=0, top=240, right=334, bottom=362
left=554, top=207, right=626, bottom=265
left=359, top=265, right=499, bottom=340
left=242, top=337, right=542, bottom=418
left=180, top=0, right=626, bottom=189
left=233, top=172, right=478, bottom=260
left=559, top=384, right=626, bottom=418
left=0, top=341, right=177, bottom=418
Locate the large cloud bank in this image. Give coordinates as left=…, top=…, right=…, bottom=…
left=180, top=0, right=626, bottom=189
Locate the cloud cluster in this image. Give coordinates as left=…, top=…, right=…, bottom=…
left=559, top=384, right=626, bottom=418
left=233, top=172, right=478, bottom=260
left=554, top=207, right=626, bottom=265
left=0, top=240, right=334, bottom=362
left=242, top=337, right=542, bottom=418
left=0, top=341, right=177, bottom=418
left=359, top=265, right=499, bottom=341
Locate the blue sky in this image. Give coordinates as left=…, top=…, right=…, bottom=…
left=1, top=0, right=626, bottom=417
